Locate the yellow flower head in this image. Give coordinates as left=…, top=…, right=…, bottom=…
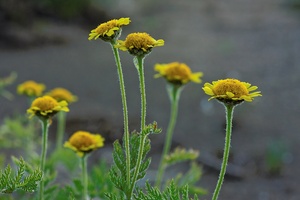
left=115, top=32, right=164, bottom=56
left=64, top=131, right=105, bottom=157
left=88, top=17, right=131, bottom=42
left=154, top=62, right=203, bottom=85
left=17, top=80, right=46, bottom=97
left=202, top=78, right=262, bottom=105
left=27, top=96, right=69, bottom=119
left=47, top=87, right=77, bottom=103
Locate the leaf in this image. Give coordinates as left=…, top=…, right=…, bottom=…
left=137, top=158, right=151, bottom=180
left=73, top=179, right=83, bottom=192
left=134, top=180, right=199, bottom=200
left=129, top=132, right=140, bottom=168
left=108, top=122, right=161, bottom=198
left=0, top=157, right=42, bottom=194
left=181, top=185, right=189, bottom=200
left=112, top=140, right=126, bottom=176
left=141, top=121, right=162, bottom=136
left=167, top=180, right=179, bottom=200
left=164, top=148, right=199, bottom=166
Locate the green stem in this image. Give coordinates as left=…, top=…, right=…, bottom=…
left=155, top=84, right=182, bottom=188
left=81, top=155, right=88, bottom=200
left=128, top=56, right=146, bottom=199
left=56, top=112, right=66, bottom=149
left=39, top=118, right=49, bottom=200
left=212, top=104, right=234, bottom=200
left=110, top=42, right=131, bottom=188
left=135, top=56, right=146, bottom=131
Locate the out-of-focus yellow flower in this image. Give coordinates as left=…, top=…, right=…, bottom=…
left=202, top=78, right=262, bottom=104
left=64, top=131, right=105, bottom=157
left=115, top=32, right=164, bottom=56
left=47, top=87, right=77, bottom=103
left=88, top=17, right=130, bottom=42
left=17, top=80, right=45, bottom=97
left=27, top=96, right=69, bottom=119
left=154, top=62, right=203, bottom=85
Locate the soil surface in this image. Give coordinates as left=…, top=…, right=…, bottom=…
left=1, top=0, right=300, bottom=199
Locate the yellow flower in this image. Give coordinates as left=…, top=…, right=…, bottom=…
left=64, top=131, right=105, bottom=157
left=154, top=62, right=203, bottom=85
left=202, top=78, right=262, bottom=104
left=88, top=17, right=131, bottom=42
left=27, top=96, right=69, bottom=119
left=17, top=80, right=45, bottom=97
left=47, top=87, right=77, bottom=103
left=115, top=32, right=164, bottom=56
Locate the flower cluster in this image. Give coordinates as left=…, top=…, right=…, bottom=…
left=8, top=16, right=263, bottom=200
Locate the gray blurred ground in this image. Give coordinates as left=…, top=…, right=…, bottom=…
left=1, top=0, right=300, bottom=199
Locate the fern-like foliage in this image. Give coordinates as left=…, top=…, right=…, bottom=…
left=134, top=180, right=199, bottom=200
left=107, top=122, right=161, bottom=199
left=0, top=157, right=42, bottom=194
left=108, top=132, right=151, bottom=197
left=164, top=148, right=199, bottom=166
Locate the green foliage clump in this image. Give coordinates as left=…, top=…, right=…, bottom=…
left=107, top=122, right=161, bottom=198
left=0, top=157, right=42, bottom=194
left=134, top=181, right=199, bottom=200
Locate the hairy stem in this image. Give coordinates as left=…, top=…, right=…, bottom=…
left=39, top=118, right=49, bottom=200
left=110, top=42, right=131, bottom=189
left=212, top=104, right=234, bottom=200
left=155, top=84, right=182, bottom=188
left=134, top=56, right=146, bottom=131
left=128, top=56, right=146, bottom=199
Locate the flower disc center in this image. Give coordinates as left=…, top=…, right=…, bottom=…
left=69, top=133, right=94, bottom=149
left=125, top=33, right=154, bottom=50
left=213, top=79, right=249, bottom=97
left=32, top=96, right=59, bottom=111
left=165, top=64, right=191, bottom=80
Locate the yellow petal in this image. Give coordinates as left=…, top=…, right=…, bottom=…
left=203, top=87, right=214, bottom=96
left=226, top=92, right=235, bottom=98
left=204, top=83, right=214, bottom=89
left=190, top=72, right=203, bottom=83
left=248, top=86, right=258, bottom=92
left=155, top=39, right=165, bottom=47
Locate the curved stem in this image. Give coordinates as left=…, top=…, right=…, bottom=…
left=56, top=112, right=66, bottom=149
left=110, top=42, right=131, bottom=188
left=81, top=156, right=88, bottom=200
left=212, top=104, right=234, bottom=200
left=155, top=84, right=182, bottom=188
left=39, top=118, right=49, bottom=200
left=128, top=56, right=146, bottom=199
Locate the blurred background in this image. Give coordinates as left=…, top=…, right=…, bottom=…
left=1, top=0, right=300, bottom=199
